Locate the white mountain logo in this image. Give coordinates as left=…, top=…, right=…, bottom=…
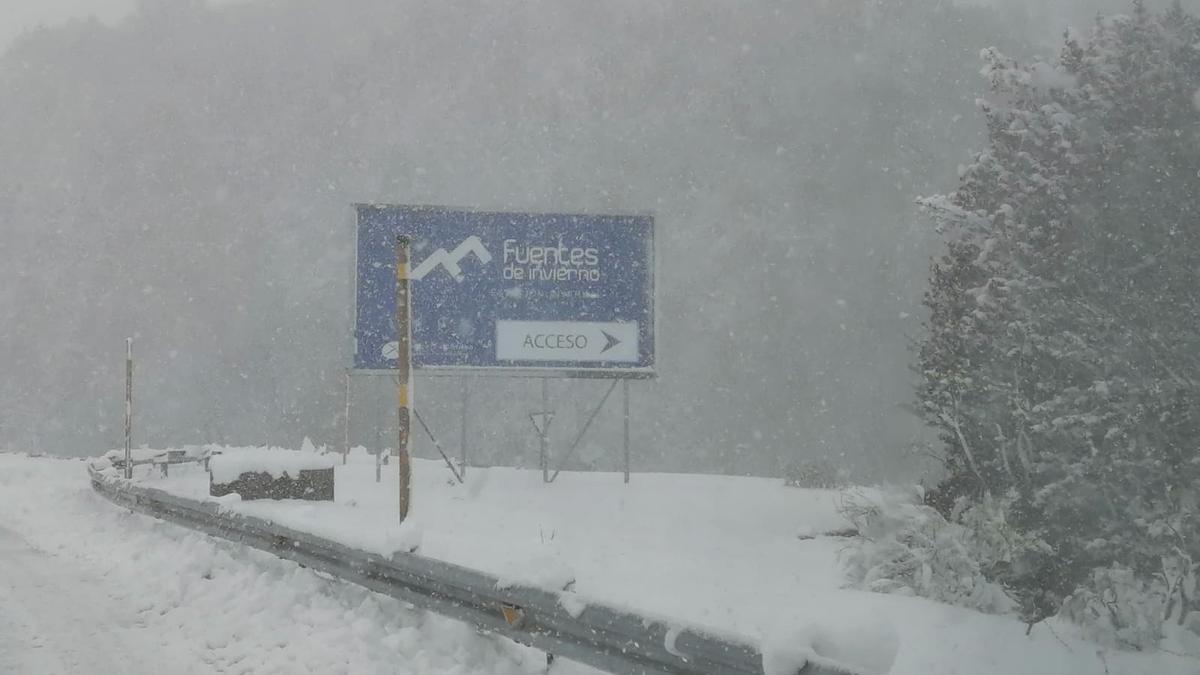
left=410, top=236, right=492, bottom=282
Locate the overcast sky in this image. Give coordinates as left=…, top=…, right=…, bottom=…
left=0, top=0, right=137, bottom=51
left=0, top=0, right=277, bottom=54
left=6, top=1, right=1195, bottom=57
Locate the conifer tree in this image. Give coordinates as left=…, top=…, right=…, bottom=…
left=919, top=0, right=1200, bottom=629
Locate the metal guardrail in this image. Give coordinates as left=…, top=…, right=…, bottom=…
left=88, top=466, right=859, bottom=675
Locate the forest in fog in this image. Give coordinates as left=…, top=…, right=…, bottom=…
left=0, top=0, right=1189, bottom=479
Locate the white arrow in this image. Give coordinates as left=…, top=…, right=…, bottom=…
left=599, top=330, right=621, bottom=354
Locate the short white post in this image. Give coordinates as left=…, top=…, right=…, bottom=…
left=124, top=338, right=133, bottom=480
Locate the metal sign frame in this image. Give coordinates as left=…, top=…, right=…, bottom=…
left=345, top=204, right=654, bottom=482
left=350, top=204, right=657, bottom=380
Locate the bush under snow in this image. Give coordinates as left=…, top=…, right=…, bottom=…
left=842, top=489, right=1200, bottom=656
left=839, top=489, right=1016, bottom=615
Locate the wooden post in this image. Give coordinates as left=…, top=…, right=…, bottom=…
left=124, top=338, right=133, bottom=480
left=396, top=237, right=413, bottom=522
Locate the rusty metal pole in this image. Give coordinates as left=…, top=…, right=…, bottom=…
left=124, top=338, right=133, bottom=480
left=396, top=237, right=413, bottom=523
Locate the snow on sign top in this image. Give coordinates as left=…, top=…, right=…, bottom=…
left=352, top=204, right=655, bottom=376
left=208, top=448, right=336, bottom=484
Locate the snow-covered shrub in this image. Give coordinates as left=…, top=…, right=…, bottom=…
left=954, top=493, right=1035, bottom=565
left=1059, top=555, right=1200, bottom=655
left=1060, top=565, right=1166, bottom=651
left=840, top=489, right=1015, bottom=614
left=783, top=457, right=845, bottom=489
left=1160, top=552, right=1200, bottom=632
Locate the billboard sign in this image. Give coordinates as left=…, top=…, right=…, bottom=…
left=354, top=205, right=654, bottom=375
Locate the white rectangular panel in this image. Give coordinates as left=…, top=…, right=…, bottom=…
left=496, top=321, right=639, bottom=363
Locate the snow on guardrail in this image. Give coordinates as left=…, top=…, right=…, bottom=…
left=87, top=462, right=863, bottom=675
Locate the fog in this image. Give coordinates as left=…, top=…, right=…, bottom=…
left=0, top=0, right=1192, bottom=480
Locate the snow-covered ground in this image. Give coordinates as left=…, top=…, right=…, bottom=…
left=0, top=523, right=181, bottom=675
left=142, top=446, right=1196, bottom=675
left=6, top=448, right=1198, bottom=675
left=0, top=452, right=587, bottom=675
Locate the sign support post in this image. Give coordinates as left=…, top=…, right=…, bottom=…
left=623, top=378, right=631, bottom=484
left=460, top=376, right=469, bottom=478
left=375, top=428, right=383, bottom=483
left=343, top=369, right=351, bottom=465
left=540, top=378, right=550, bottom=483
left=124, top=337, right=133, bottom=480
left=548, top=379, right=619, bottom=482
left=396, top=237, right=413, bottom=523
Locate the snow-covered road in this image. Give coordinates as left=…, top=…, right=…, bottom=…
left=0, top=524, right=174, bottom=675
left=0, top=453, right=575, bottom=675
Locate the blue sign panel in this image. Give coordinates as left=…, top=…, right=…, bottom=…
left=354, top=205, right=654, bottom=375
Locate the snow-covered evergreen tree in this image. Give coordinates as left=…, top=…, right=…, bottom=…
left=919, top=0, right=1200, bottom=632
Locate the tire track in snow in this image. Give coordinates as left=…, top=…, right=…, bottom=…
left=0, top=525, right=190, bottom=675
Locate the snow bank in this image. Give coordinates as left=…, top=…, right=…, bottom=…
left=102, top=447, right=169, bottom=463
left=384, top=521, right=424, bottom=556
left=761, top=631, right=815, bottom=675
left=208, top=446, right=336, bottom=484
left=494, top=554, right=576, bottom=593
left=763, top=613, right=898, bottom=675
